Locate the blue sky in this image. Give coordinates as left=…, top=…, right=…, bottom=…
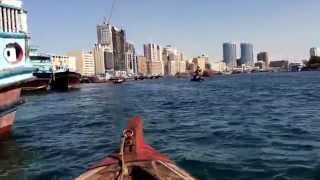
left=24, top=0, right=320, bottom=62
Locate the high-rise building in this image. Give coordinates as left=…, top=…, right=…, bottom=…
left=147, top=61, right=163, bottom=75
left=179, top=60, right=187, bottom=73
left=223, top=43, right=237, bottom=66
left=96, top=22, right=128, bottom=75
left=93, top=44, right=106, bottom=75
left=67, top=51, right=95, bottom=76
left=162, top=45, right=185, bottom=76
left=96, top=23, right=113, bottom=48
left=192, top=55, right=208, bottom=72
left=137, top=56, right=147, bottom=75
left=310, top=47, right=320, bottom=57
left=144, top=44, right=163, bottom=62
left=144, top=43, right=163, bottom=75
left=240, top=43, right=254, bottom=66
left=125, top=42, right=137, bottom=75
left=257, top=52, right=269, bottom=69
left=112, top=27, right=126, bottom=71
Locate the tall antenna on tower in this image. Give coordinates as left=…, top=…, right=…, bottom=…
left=107, top=0, right=118, bottom=25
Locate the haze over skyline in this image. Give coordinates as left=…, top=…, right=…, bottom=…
left=25, top=0, right=320, bottom=62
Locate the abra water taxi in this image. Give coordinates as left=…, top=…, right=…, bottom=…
left=77, top=117, right=196, bottom=180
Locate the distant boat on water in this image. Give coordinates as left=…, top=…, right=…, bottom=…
left=191, top=66, right=204, bottom=82
left=0, top=1, right=34, bottom=136
left=111, top=77, right=126, bottom=84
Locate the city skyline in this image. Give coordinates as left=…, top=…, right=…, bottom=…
left=24, top=0, right=320, bottom=62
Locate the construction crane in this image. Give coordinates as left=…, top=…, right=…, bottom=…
left=105, top=0, right=118, bottom=24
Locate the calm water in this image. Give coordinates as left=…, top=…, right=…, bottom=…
left=1, top=72, right=320, bottom=180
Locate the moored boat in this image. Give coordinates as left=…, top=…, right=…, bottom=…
left=22, top=48, right=53, bottom=92
left=111, top=77, right=126, bottom=84
left=0, top=0, right=34, bottom=136
left=77, top=117, right=196, bottom=180
left=51, top=70, right=81, bottom=91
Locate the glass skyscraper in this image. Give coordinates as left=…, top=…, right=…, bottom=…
left=223, top=43, right=237, bottom=66
left=240, top=43, right=254, bottom=66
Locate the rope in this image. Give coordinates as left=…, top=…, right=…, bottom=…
left=117, top=129, right=133, bottom=180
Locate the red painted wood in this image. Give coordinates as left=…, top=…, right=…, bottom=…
left=0, top=111, right=16, bottom=136
left=91, top=116, right=173, bottom=169
left=0, top=88, right=21, bottom=108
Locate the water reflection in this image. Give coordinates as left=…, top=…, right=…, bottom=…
left=0, top=136, right=29, bottom=179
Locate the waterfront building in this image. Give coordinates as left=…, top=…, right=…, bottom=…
left=211, top=62, right=226, bottom=72
left=52, top=55, right=77, bottom=72
left=144, top=43, right=163, bottom=62
left=223, top=42, right=237, bottom=66
left=96, top=22, right=128, bottom=76
left=112, top=26, right=126, bottom=72
left=104, top=48, right=114, bottom=71
left=97, top=23, right=113, bottom=48
left=137, top=55, right=147, bottom=75
left=192, top=55, right=208, bottom=72
left=179, top=60, right=187, bottom=73
left=240, top=43, right=254, bottom=66
left=257, top=52, right=269, bottom=69
left=147, top=61, right=163, bottom=75
left=144, top=43, right=164, bottom=75
left=310, top=47, right=320, bottom=57
left=162, top=45, right=185, bottom=76
left=66, top=51, right=95, bottom=76
left=269, top=60, right=289, bottom=72
left=125, top=42, right=137, bottom=75
left=93, top=44, right=106, bottom=76
left=168, top=60, right=177, bottom=76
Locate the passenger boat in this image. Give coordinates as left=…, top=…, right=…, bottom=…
left=190, top=75, right=204, bottom=82
left=190, top=66, right=204, bottom=82
left=77, top=117, right=196, bottom=180
left=0, top=0, right=34, bottom=136
left=51, top=70, right=81, bottom=91
left=22, top=48, right=53, bottom=92
left=111, top=77, right=125, bottom=84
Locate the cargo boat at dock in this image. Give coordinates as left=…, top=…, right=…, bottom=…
left=51, top=70, right=81, bottom=91
left=0, top=0, right=34, bottom=136
left=22, top=48, right=53, bottom=92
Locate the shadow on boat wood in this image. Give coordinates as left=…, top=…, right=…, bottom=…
left=77, top=116, right=196, bottom=180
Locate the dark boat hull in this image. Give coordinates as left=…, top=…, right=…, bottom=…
left=22, top=72, right=52, bottom=92
left=190, top=76, right=204, bottom=82
left=51, top=71, right=81, bottom=91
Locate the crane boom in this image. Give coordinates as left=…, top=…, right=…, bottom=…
left=107, top=0, right=118, bottom=24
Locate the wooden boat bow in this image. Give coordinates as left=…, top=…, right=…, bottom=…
left=77, top=116, right=196, bottom=180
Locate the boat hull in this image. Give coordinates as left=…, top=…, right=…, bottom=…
left=22, top=78, right=50, bottom=92
left=51, top=71, right=81, bottom=91
left=77, top=117, right=196, bottom=180
left=0, top=88, right=22, bottom=137
left=0, top=111, right=16, bottom=136
left=22, top=72, right=52, bottom=92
